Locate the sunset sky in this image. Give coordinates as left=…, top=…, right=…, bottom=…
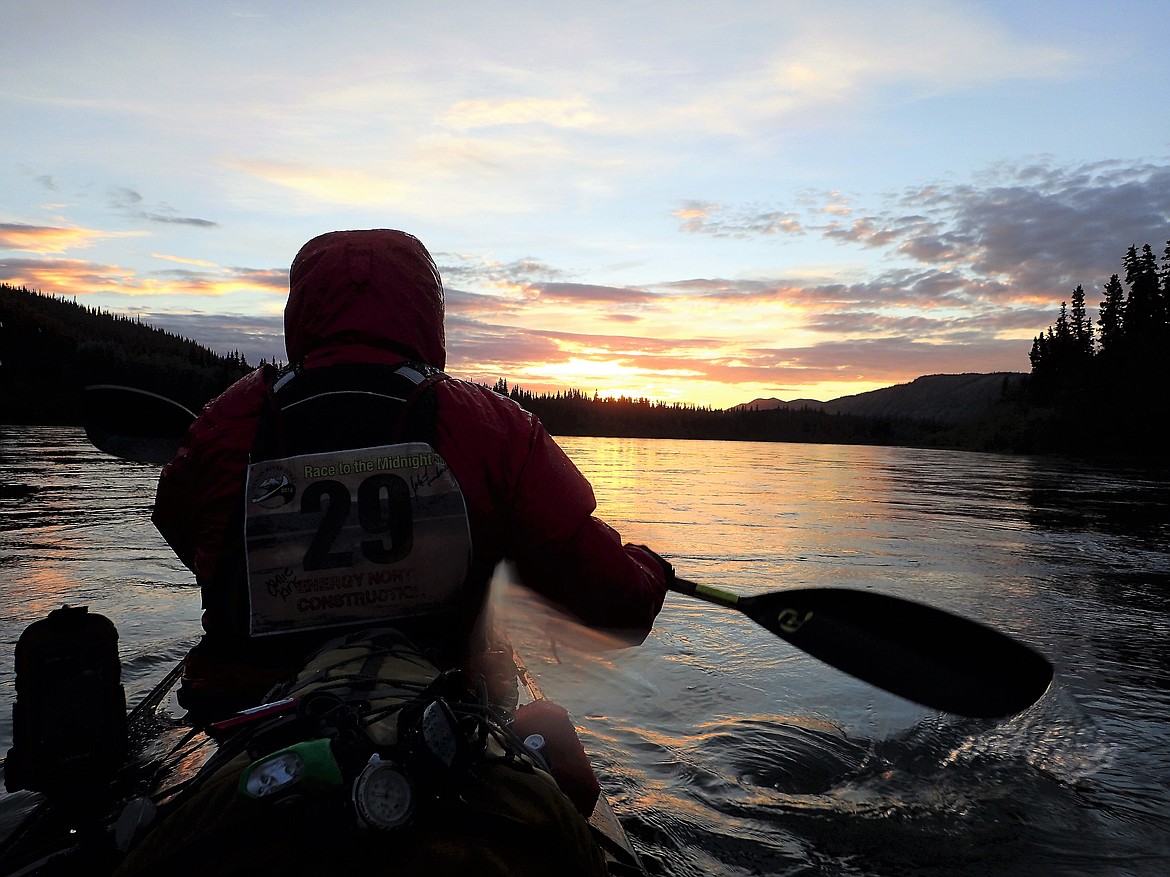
left=3, top=1, right=1169, bottom=409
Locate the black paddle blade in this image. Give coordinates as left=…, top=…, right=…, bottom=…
left=83, top=385, right=196, bottom=465
left=739, top=587, right=1053, bottom=718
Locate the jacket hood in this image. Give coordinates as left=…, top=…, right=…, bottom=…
left=285, top=229, right=445, bottom=368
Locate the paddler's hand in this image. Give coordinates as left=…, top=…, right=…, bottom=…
left=627, top=544, right=675, bottom=586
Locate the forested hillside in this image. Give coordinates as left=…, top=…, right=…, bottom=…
left=1, top=284, right=252, bottom=423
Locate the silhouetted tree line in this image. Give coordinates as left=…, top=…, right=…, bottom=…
left=488, top=378, right=944, bottom=446
left=1, top=284, right=253, bottom=423
left=1023, top=241, right=1169, bottom=455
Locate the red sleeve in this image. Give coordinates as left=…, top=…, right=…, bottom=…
left=152, top=437, right=199, bottom=571
left=152, top=369, right=270, bottom=583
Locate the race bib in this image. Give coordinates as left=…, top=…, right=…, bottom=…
left=244, top=443, right=471, bottom=637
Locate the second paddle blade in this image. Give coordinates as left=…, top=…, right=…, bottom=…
left=739, top=587, right=1053, bottom=719
left=84, top=384, right=196, bottom=466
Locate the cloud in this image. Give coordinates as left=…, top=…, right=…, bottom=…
left=224, top=268, right=288, bottom=291
left=823, top=214, right=937, bottom=249
left=152, top=265, right=289, bottom=294
left=443, top=287, right=524, bottom=320
left=622, top=3, right=1077, bottom=140
left=224, top=140, right=584, bottom=215
left=527, top=282, right=655, bottom=304
left=0, top=221, right=118, bottom=254
left=149, top=214, right=218, bottom=228
left=133, top=311, right=286, bottom=365
left=788, top=270, right=984, bottom=311
left=437, top=255, right=567, bottom=288
left=222, top=160, right=412, bottom=208
left=108, top=187, right=219, bottom=228
left=655, top=270, right=993, bottom=314
left=440, top=260, right=653, bottom=318
left=675, top=201, right=805, bottom=237
left=446, top=315, right=719, bottom=376
left=682, top=159, right=1170, bottom=305
left=444, top=96, right=598, bottom=130
left=747, top=336, right=1029, bottom=381
left=777, top=4, right=1075, bottom=93
left=0, top=256, right=137, bottom=291
left=0, top=255, right=286, bottom=299
left=800, top=306, right=1046, bottom=340
left=657, top=277, right=812, bottom=307
left=900, top=161, right=1170, bottom=293
left=535, top=326, right=722, bottom=355
left=151, top=252, right=220, bottom=268
left=445, top=319, right=569, bottom=375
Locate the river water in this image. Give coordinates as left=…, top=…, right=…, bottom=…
left=1, top=426, right=1168, bottom=876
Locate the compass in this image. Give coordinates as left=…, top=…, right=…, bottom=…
left=352, top=756, right=414, bottom=830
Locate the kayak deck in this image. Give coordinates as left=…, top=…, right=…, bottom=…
left=0, top=652, right=646, bottom=877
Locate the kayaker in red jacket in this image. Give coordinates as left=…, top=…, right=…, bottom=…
left=152, top=229, right=670, bottom=711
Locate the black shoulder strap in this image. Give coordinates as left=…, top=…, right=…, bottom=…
left=389, top=365, right=449, bottom=444
left=253, top=362, right=450, bottom=461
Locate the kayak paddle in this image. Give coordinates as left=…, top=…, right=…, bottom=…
left=670, top=578, right=1053, bottom=718
left=83, top=384, right=196, bottom=465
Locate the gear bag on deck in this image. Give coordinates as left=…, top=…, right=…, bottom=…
left=115, top=631, right=609, bottom=877
left=5, top=605, right=128, bottom=810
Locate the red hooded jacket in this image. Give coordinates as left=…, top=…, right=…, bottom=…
left=152, top=230, right=667, bottom=684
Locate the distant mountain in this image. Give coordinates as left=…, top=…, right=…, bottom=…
left=737, top=397, right=824, bottom=411
left=735, top=373, right=1027, bottom=425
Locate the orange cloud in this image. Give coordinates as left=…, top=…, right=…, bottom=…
left=0, top=221, right=121, bottom=254
left=673, top=202, right=717, bottom=222
left=151, top=252, right=220, bottom=268
left=0, top=257, right=137, bottom=292
left=1, top=257, right=286, bottom=299
left=224, top=158, right=411, bottom=207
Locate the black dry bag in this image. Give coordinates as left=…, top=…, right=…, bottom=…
left=5, top=605, right=128, bottom=806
